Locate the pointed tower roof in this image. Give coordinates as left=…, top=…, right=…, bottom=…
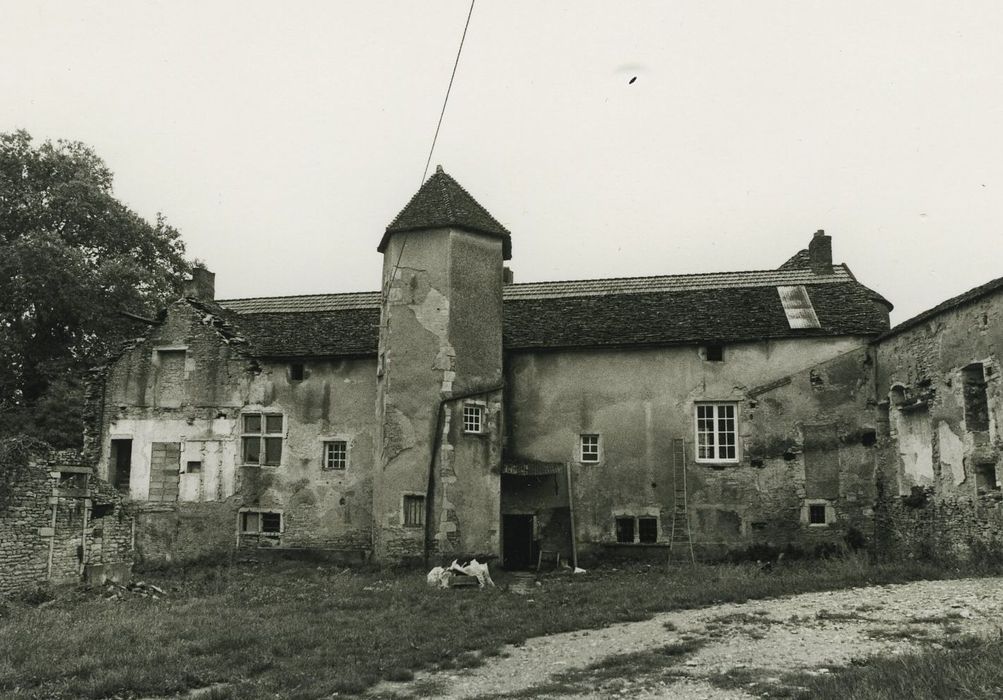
left=379, top=166, right=512, bottom=259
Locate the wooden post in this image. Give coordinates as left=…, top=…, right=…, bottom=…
left=565, top=463, right=578, bottom=570
left=46, top=478, right=58, bottom=581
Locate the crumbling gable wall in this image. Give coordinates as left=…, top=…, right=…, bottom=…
left=96, top=300, right=377, bottom=564
left=873, top=285, right=1003, bottom=559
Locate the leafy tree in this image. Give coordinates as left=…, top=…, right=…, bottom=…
left=0, top=130, right=190, bottom=447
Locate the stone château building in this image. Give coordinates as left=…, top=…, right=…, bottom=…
left=88, top=167, right=1003, bottom=566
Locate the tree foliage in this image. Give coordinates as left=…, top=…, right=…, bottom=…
left=0, top=130, right=190, bottom=447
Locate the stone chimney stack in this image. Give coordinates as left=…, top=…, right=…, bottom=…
left=184, top=267, right=216, bottom=301
left=808, top=230, right=833, bottom=274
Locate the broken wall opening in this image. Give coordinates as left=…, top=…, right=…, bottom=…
left=963, top=363, right=990, bottom=432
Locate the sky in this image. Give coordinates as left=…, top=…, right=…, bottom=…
left=2, top=0, right=1002, bottom=324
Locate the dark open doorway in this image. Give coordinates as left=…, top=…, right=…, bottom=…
left=502, top=514, right=536, bottom=570
left=110, top=439, right=132, bottom=492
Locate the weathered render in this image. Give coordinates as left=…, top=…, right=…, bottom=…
left=83, top=167, right=1002, bottom=567
left=873, top=278, right=1003, bottom=559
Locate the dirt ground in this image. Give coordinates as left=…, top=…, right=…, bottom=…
left=369, top=576, right=1003, bottom=699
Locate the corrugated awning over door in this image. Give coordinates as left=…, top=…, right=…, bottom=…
left=777, top=285, right=821, bottom=329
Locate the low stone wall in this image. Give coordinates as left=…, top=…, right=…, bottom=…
left=874, top=490, right=1003, bottom=561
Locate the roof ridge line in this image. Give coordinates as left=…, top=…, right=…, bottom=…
left=506, top=264, right=851, bottom=288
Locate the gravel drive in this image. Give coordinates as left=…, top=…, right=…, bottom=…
left=370, top=576, right=1003, bottom=699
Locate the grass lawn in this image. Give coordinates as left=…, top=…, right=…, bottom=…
left=0, top=554, right=996, bottom=699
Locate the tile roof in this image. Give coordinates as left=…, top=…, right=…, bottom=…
left=502, top=281, right=889, bottom=351
left=378, top=166, right=512, bottom=259
left=218, top=266, right=859, bottom=313
left=877, top=274, right=1003, bottom=341
left=217, top=265, right=891, bottom=357
left=221, top=292, right=380, bottom=314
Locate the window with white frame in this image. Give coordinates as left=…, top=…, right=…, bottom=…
left=695, top=403, right=738, bottom=462
left=240, top=510, right=282, bottom=534
left=580, top=434, right=600, bottom=463
left=242, top=413, right=284, bottom=466
left=462, top=404, right=484, bottom=434
left=323, top=440, right=347, bottom=470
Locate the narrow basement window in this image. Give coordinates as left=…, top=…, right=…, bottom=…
left=403, top=495, right=425, bottom=527
left=638, top=517, right=659, bottom=543
left=705, top=344, right=724, bottom=362
left=240, top=511, right=282, bottom=534
left=615, top=516, right=635, bottom=543
left=808, top=503, right=827, bottom=526
left=290, top=363, right=305, bottom=381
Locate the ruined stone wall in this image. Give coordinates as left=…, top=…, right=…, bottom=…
left=96, top=300, right=378, bottom=564
left=505, top=336, right=876, bottom=559
left=873, top=286, right=1003, bottom=559
left=1, top=455, right=133, bottom=595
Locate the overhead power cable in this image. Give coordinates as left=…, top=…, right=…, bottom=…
left=384, top=0, right=476, bottom=302
left=420, top=0, right=476, bottom=187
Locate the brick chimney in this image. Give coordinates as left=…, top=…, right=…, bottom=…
left=808, top=230, right=833, bottom=274
left=184, top=267, right=215, bottom=301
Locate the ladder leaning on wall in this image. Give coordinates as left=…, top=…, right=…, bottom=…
left=667, top=438, right=696, bottom=566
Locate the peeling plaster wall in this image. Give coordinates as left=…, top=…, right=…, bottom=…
left=505, top=336, right=875, bottom=559
left=96, top=301, right=377, bottom=563
left=874, top=287, right=1003, bottom=558
left=376, top=229, right=503, bottom=561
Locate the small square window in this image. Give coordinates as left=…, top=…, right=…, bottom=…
left=185, top=461, right=202, bottom=474
left=463, top=404, right=484, bottom=434
left=323, top=440, right=348, bottom=470
left=290, top=363, right=305, bottom=381
left=615, top=516, right=635, bottom=543
left=808, top=504, right=827, bottom=525
left=580, top=434, right=600, bottom=463
left=705, top=344, right=724, bottom=362
left=403, top=495, right=425, bottom=527
left=638, top=517, right=658, bottom=543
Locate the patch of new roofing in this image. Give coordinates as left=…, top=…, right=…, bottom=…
left=777, top=286, right=822, bottom=329
left=219, top=266, right=856, bottom=314
left=378, top=166, right=512, bottom=259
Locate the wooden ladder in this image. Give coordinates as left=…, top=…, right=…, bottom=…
left=667, top=438, right=695, bottom=566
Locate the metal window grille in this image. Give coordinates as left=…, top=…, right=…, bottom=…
left=463, top=404, right=483, bottom=433
left=696, top=403, right=737, bottom=462
left=403, top=495, right=425, bottom=527
left=580, top=434, right=600, bottom=462
left=323, top=441, right=347, bottom=470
